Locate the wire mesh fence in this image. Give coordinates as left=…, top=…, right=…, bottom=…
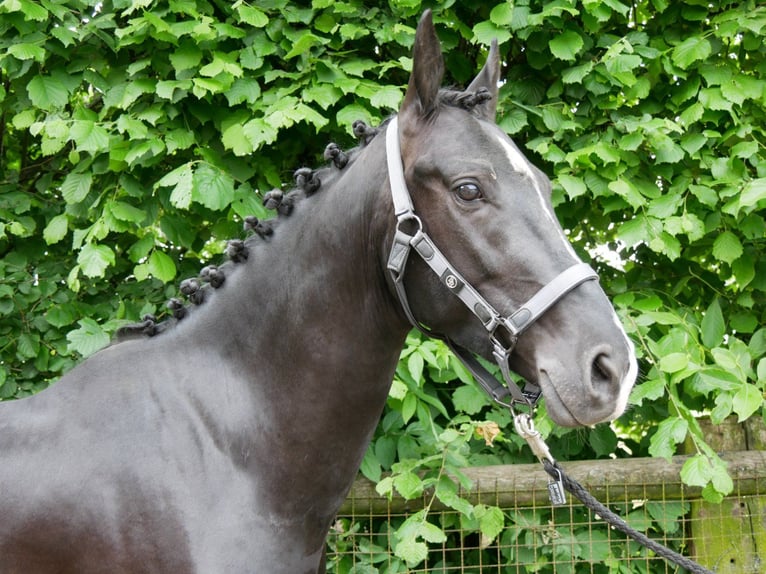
left=326, top=451, right=766, bottom=573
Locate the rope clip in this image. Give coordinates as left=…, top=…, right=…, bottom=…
left=512, top=412, right=567, bottom=506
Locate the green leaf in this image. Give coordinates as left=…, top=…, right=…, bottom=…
left=77, top=243, right=115, bottom=278
left=156, top=80, right=191, bottom=100
left=739, top=178, right=766, bottom=213
left=608, top=179, right=645, bottom=209
left=157, top=164, right=194, bottom=209
left=27, top=75, right=69, bottom=110
left=658, top=352, right=689, bottom=374
left=750, top=329, right=766, bottom=358
left=170, top=43, right=203, bottom=71
left=369, top=85, right=403, bottom=110
left=401, top=392, right=417, bottom=423
left=284, top=31, right=324, bottom=59
left=648, top=417, right=688, bottom=460
left=629, top=377, right=665, bottom=405
left=407, top=351, right=424, bottom=383
left=710, top=460, right=733, bottom=496
left=490, top=3, right=514, bottom=26
left=236, top=3, right=268, bottom=27
left=625, top=510, right=652, bottom=532
left=701, top=298, right=725, bottom=348
left=712, top=231, right=743, bottom=264
left=680, top=454, right=712, bottom=488
left=60, top=172, right=93, bottom=204
left=66, top=318, right=110, bottom=357
left=589, top=425, right=618, bottom=457
left=453, top=383, right=488, bottom=415
left=732, top=383, right=762, bottom=421
left=16, top=332, right=40, bottom=360
left=109, top=201, right=146, bottom=223
left=359, top=447, right=382, bottom=483
left=549, top=30, right=584, bottom=61
left=393, top=470, right=423, bottom=500
left=417, top=520, right=447, bottom=544
left=679, top=102, right=704, bottom=127
left=472, top=20, right=511, bottom=45
left=557, top=173, right=588, bottom=199
left=689, top=184, right=718, bottom=207
left=8, top=42, right=46, bottom=62
left=562, top=62, right=593, bottom=84
left=70, top=120, right=110, bottom=154
left=191, top=164, right=235, bottom=211
left=375, top=475, right=394, bottom=498
left=652, top=134, right=684, bottom=164
left=394, top=537, right=428, bottom=568
left=225, top=78, right=261, bottom=106
left=43, top=214, right=68, bottom=245
left=302, top=84, right=343, bottom=110
left=475, top=504, right=505, bottom=543
left=222, top=122, right=254, bottom=156
left=45, top=304, right=78, bottom=328
left=12, top=0, right=49, bottom=21
left=498, top=107, right=527, bottom=134
left=672, top=36, right=712, bottom=69
left=242, top=117, right=279, bottom=151
left=147, top=251, right=176, bottom=282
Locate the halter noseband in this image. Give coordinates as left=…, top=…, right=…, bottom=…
left=384, top=116, right=599, bottom=410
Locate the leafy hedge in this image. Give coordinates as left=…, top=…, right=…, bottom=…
left=1, top=0, right=765, bottom=570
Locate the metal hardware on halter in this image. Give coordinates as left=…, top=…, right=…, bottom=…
left=384, top=115, right=599, bottom=411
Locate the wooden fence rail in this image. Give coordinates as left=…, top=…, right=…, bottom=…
left=339, top=450, right=766, bottom=514
left=335, top=417, right=766, bottom=573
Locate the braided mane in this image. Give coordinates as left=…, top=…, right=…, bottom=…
left=116, top=88, right=492, bottom=340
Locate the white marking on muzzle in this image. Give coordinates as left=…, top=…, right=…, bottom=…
left=606, top=311, right=639, bottom=420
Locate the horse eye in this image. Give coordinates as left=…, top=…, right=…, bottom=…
left=454, top=182, right=483, bottom=202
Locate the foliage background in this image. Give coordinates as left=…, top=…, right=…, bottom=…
left=1, top=0, right=765, bottom=569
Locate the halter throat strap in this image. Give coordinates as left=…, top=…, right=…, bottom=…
left=384, top=116, right=598, bottom=409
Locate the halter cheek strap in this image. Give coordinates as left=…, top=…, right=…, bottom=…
left=384, top=116, right=598, bottom=409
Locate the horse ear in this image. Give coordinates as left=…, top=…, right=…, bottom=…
left=465, top=39, right=501, bottom=121
left=399, top=10, right=444, bottom=123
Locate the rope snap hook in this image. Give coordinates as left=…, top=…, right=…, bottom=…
left=512, top=412, right=567, bottom=506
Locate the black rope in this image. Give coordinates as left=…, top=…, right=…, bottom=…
left=542, top=460, right=714, bottom=574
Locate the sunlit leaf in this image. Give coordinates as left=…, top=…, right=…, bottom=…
left=77, top=243, right=115, bottom=278
left=672, top=37, right=712, bottom=69
left=60, top=172, right=93, bottom=204
left=712, top=231, right=743, bottom=264
left=43, top=214, right=68, bottom=245
left=27, top=74, right=69, bottom=110
left=700, top=298, right=725, bottom=348
left=549, top=30, right=584, bottom=61
left=66, top=318, right=110, bottom=358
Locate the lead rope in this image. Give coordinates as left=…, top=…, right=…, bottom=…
left=513, top=412, right=715, bottom=574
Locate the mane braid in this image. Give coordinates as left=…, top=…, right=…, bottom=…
left=113, top=117, right=387, bottom=343
left=438, top=87, right=493, bottom=114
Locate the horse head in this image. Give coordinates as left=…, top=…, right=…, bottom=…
left=387, top=11, right=637, bottom=427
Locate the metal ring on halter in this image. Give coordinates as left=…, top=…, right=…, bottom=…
left=394, top=212, right=422, bottom=235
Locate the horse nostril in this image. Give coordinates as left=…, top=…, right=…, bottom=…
left=592, top=352, right=619, bottom=387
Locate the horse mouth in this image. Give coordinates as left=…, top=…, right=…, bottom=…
left=537, top=372, right=582, bottom=427
left=536, top=368, right=623, bottom=428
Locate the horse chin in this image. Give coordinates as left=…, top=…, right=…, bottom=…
left=535, top=363, right=629, bottom=428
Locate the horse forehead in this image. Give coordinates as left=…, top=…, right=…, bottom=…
left=477, top=122, right=582, bottom=262
left=479, top=123, right=538, bottom=180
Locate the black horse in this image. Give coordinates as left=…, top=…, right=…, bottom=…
left=0, top=12, right=636, bottom=573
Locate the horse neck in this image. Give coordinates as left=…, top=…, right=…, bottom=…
left=172, top=131, right=408, bottom=399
